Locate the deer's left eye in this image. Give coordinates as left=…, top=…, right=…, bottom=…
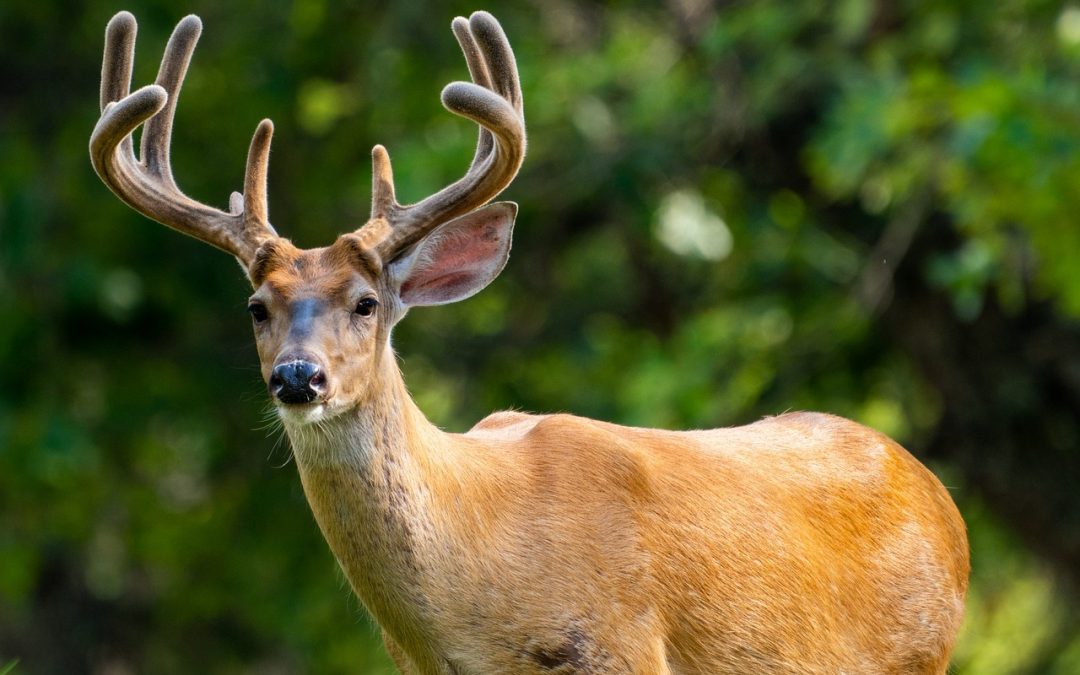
left=354, top=297, right=379, bottom=317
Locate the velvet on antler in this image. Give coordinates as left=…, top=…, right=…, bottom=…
left=363, top=11, right=527, bottom=263
left=89, top=11, right=278, bottom=266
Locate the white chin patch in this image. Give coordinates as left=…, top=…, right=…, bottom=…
left=277, top=402, right=328, bottom=426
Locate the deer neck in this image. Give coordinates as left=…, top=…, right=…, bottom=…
left=283, top=351, right=448, bottom=640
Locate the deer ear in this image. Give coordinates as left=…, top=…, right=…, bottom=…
left=392, top=202, right=516, bottom=307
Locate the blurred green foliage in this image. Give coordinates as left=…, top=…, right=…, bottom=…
left=2, top=0, right=1079, bottom=672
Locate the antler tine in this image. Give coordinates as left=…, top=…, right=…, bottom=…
left=468, top=13, right=523, bottom=114
left=99, top=11, right=137, bottom=157
left=90, top=12, right=276, bottom=267
left=369, top=11, right=526, bottom=262
left=139, top=15, right=200, bottom=185
left=371, top=144, right=397, bottom=219
left=240, top=119, right=276, bottom=232
left=451, top=16, right=495, bottom=171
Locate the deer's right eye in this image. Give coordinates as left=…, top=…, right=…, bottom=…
left=248, top=302, right=269, bottom=323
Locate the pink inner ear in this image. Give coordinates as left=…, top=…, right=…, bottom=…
left=398, top=207, right=513, bottom=307
left=401, top=271, right=474, bottom=299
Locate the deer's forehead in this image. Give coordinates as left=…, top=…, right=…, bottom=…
left=262, top=270, right=359, bottom=302
left=256, top=259, right=361, bottom=302
left=253, top=238, right=382, bottom=297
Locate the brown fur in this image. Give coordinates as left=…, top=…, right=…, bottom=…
left=249, top=243, right=968, bottom=674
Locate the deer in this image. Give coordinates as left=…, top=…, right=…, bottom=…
left=90, top=10, right=969, bottom=674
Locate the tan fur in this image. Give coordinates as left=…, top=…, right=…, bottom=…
left=249, top=242, right=968, bottom=675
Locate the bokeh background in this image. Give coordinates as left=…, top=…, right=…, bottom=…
left=2, top=0, right=1080, bottom=672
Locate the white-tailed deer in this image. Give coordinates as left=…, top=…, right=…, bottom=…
left=91, top=10, right=969, bottom=674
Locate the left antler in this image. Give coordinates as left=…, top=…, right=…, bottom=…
left=89, top=11, right=278, bottom=266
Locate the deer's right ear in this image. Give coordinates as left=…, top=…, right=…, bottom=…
left=390, top=202, right=516, bottom=307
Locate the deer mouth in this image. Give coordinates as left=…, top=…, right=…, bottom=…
left=273, top=381, right=349, bottom=426
left=276, top=398, right=330, bottom=426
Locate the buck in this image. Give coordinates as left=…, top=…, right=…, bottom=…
left=91, top=10, right=969, bottom=674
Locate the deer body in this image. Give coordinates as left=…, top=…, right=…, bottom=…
left=292, top=351, right=966, bottom=674
left=90, top=11, right=968, bottom=674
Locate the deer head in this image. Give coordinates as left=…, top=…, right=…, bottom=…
left=90, top=11, right=525, bottom=425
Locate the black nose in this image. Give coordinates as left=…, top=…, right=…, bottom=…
left=269, top=360, right=326, bottom=404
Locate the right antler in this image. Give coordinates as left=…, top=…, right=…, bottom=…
left=90, top=12, right=277, bottom=266
left=365, top=11, right=526, bottom=262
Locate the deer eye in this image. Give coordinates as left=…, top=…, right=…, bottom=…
left=354, top=297, right=379, bottom=317
left=248, top=302, right=269, bottom=323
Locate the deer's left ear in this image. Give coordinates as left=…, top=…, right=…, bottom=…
left=391, top=202, right=516, bottom=307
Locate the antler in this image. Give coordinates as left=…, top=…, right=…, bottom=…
left=366, top=11, right=526, bottom=262
left=90, top=11, right=277, bottom=267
